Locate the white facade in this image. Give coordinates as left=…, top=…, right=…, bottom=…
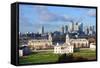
left=66, top=34, right=89, bottom=48
left=90, top=43, right=96, bottom=50
left=70, top=39, right=89, bottom=48
left=54, top=34, right=89, bottom=54
left=19, top=50, right=23, bottom=57
left=54, top=43, right=73, bottom=54
left=28, top=33, right=52, bottom=50
left=54, top=45, right=61, bottom=54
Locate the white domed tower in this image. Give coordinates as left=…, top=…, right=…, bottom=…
left=66, top=34, right=70, bottom=43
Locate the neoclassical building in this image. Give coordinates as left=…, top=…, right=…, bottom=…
left=66, top=34, right=89, bottom=48
left=54, top=43, right=73, bottom=54
left=70, top=39, right=89, bottom=48
left=28, top=33, right=53, bottom=50
left=54, top=34, right=89, bottom=54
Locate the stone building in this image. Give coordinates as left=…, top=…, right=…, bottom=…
left=28, top=33, right=53, bottom=50
left=54, top=34, right=89, bottom=54
left=66, top=34, right=89, bottom=48
left=54, top=43, right=73, bottom=54
left=70, top=39, right=89, bottom=48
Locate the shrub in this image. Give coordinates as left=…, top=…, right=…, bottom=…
left=58, top=53, right=73, bottom=62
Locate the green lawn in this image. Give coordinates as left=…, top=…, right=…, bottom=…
left=73, top=49, right=96, bottom=60
left=19, top=49, right=96, bottom=64
left=19, top=52, right=59, bottom=64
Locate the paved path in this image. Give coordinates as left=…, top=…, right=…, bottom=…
left=32, top=49, right=53, bottom=52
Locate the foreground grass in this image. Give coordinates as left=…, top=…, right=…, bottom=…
left=73, top=49, right=96, bottom=60
left=19, top=52, right=59, bottom=64
left=19, top=49, right=96, bottom=64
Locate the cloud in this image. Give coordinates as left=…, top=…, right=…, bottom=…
left=71, top=8, right=96, bottom=17
left=39, top=12, right=70, bottom=22
left=87, top=9, right=96, bottom=17
left=33, top=5, right=72, bottom=22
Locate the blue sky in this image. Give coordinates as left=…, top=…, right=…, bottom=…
left=19, top=4, right=96, bottom=33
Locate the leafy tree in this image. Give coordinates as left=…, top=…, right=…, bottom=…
left=58, top=53, right=73, bottom=62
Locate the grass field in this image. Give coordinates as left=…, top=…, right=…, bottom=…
left=73, top=49, right=96, bottom=60
left=19, top=51, right=59, bottom=64
left=19, top=49, right=96, bottom=64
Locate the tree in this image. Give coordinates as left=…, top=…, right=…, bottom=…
left=58, top=53, right=73, bottom=62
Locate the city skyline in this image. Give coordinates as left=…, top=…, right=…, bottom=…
left=19, top=4, right=96, bottom=33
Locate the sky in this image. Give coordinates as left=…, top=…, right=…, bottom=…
left=19, top=4, right=96, bottom=33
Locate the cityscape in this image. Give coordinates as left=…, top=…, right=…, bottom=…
left=19, top=4, right=96, bottom=64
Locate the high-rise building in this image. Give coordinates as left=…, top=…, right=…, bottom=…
left=90, top=26, right=93, bottom=31
left=42, top=26, right=44, bottom=34
left=79, top=23, right=83, bottom=32
left=92, top=25, right=96, bottom=34
left=39, top=25, right=44, bottom=34
left=85, top=27, right=89, bottom=35
left=92, top=25, right=95, bottom=32
left=89, top=25, right=95, bottom=35
left=68, top=22, right=79, bottom=33
left=65, top=25, right=68, bottom=33
left=61, top=25, right=64, bottom=34
left=74, top=22, right=79, bottom=32
left=72, top=22, right=74, bottom=32
left=68, top=22, right=74, bottom=32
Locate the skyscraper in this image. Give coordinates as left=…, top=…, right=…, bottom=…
left=61, top=25, right=64, bottom=34
left=85, top=27, right=89, bottom=35
left=68, top=22, right=74, bottom=32
left=89, top=25, right=95, bottom=35
left=39, top=25, right=44, bottom=34
left=42, top=26, right=44, bottom=34
left=79, top=23, right=83, bottom=32
left=74, top=22, right=79, bottom=32
left=65, top=25, right=68, bottom=33
left=72, top=22, right=74, bottom=32
left=68, top=21, right=80, bottom=33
